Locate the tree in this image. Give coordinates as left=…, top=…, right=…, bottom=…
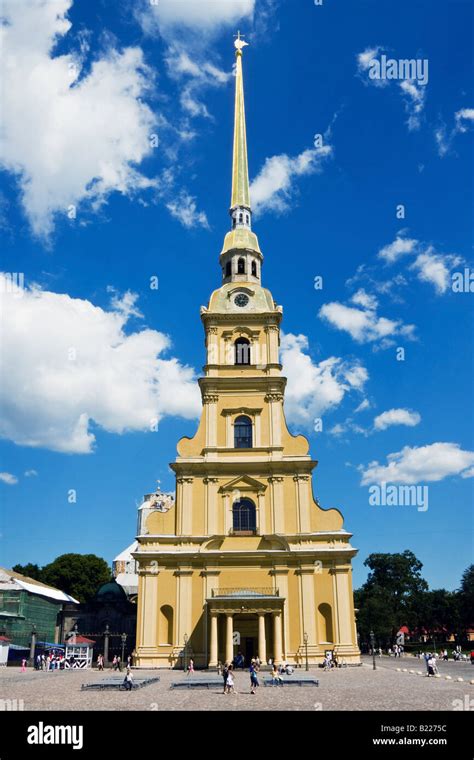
left=418, top=589, right=460, bottom=641
left=355, top=551, right=429, bottom=643
left=41, top=554, right=111, bottom=603
left=12, top=563, right=42, bottom=581
left=458, top=564, right=474, bottom=635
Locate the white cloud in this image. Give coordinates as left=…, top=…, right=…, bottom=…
left=378, top=234, right=418, bottom=263
left=319, top=295, right=415, bottom=349
left=373, top=408, right=421, bottom=431
left=356, top=47, right=427, bottom=130
left=0, top=472, right=18, bottom=486
left=354, top=399, right=371, bottom=414
left=356, top=46, right=387, bottom=87
left=0, top=0, right=158, bottom=239
left=250, top=144, right=332, bottom=216
left=0, top=274, right=201, bottom=454
left=378, top=235, right=462, bottom=295
left=435, top=107, right=474, bottom=157
left=399, top=79, right=426, bottom=131
left=165, top=46, right=231, bottom=118
left=351, top=288, right=378, bottom=310
left=138, top=0, right=255, bottom=35
left=360, top=442, right=474, bottom=485
left=280, top=333, right=368, bottom=428
left=24, top=470, right=38, bottom=477
left=410, top=247, right=461, bottom=295
left=166, top=191, right=209, bottom=228
left=454, top=108, right=474, bottom=132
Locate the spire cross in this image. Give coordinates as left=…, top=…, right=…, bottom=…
left=234, top=30, right=248, bottom=51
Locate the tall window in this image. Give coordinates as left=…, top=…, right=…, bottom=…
left=235, top=337, right=250, bottom=365
left=234, top=415, right=252, bottom=448
left=251, top=260, right=257, bottom=277
left=232, top=498, right=256, bottom=532
left=237, top=257, right=246, bottom=274
left=225, top=261, right=231, bottom=277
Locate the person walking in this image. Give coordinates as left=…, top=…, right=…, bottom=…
left=222, top=662, right=229, bottom=693
left=21, top=658, right=27, bottom=672
left=187, top=658, right=194, bottom=676
left=250, top=662, right=259, bottom=694
left=225, top=664, right=235, bottom=694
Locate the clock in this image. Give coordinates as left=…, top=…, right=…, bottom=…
left=234, top=293, right=249, bottom=308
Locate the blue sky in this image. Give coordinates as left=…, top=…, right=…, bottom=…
left=0, top=0, right=472, bottom=591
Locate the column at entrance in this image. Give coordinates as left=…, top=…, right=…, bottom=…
left=209, top=613, right=218, bottom=667
left=258, top=613, right=267, bottom=664
left=225, top=613, right=234, bottom=664
left=272, top=611, right=283, bottom=665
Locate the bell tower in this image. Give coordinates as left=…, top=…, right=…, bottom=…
left=134, top=36, right=361, bottom=670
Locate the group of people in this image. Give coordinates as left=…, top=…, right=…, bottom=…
left=387, top=644, right=405, bottom=657
left=33, top=653, right=65, bottom=670
left=216, top=657, right=292, bottom=694
left=110, top=654, right=133, bottom=672
left=422, top=652, right=439, bottom=677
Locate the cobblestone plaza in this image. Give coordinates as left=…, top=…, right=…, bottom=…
left=1, top=658, right=472, bottom=712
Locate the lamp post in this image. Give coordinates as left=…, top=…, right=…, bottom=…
left=304, top=632, right=309, bottom=671
left=183, top=633, right=188, bottom=672
left=370, top=630, right=376, bottom=670
left=103, top=624, right=110, bottom=667
left=121, top=633, right=127, bottom=665
left=30, top=625, right=37, bottom=667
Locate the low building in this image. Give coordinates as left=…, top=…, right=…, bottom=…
left=0, top=567, right=79, bottom=655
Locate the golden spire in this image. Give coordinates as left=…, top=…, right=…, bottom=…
left=219, top=33, right=262, bottom=265
left=231, top=31, right=250, bottom=210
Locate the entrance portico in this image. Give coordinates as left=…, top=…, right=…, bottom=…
left=207, top=588, right=284, bottom=667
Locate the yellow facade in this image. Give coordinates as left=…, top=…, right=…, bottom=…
left=134, top=38, right=360, bottom=669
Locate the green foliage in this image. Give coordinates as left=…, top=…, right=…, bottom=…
left=458, top=564, right=474, bottom=634
left=355, top=552, right=471, bottom=645
left=41, top=554, right=111, bottom=603
left=12, top=563, right=42, bottom=581
left=12, top=554, right=111, bottom=604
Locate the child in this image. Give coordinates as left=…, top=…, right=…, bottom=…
left=226, top=664, right=235, bottom=694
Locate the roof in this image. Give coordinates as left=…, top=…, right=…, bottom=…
left=0, top=567, right=79, bottom=604
left=67, top=635, right=95, bottom=645
left=95, top=579, right=127, bottom=601
left=0, top=635, right=10, bottom=642
left=113, top=541, right=138, bottom=563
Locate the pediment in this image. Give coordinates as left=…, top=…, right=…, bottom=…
left=219, top=474, right=267, bottom=493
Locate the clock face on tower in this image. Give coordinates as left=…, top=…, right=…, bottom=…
left=234, top=293, right=249, bottom=308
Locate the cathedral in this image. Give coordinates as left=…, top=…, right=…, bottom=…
left=134, top=38, right=361, bottom=669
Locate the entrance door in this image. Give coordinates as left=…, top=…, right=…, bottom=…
left=245, top=637, right=256, bottom=664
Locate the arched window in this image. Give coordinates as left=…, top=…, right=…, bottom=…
left=237, top=257, right=246, bottom=274
left=246, top=214, right=250, bottom=224
left=225, top=261, right=231, bottom=277
left=234, top=415, right=252, bottom=448
left=318, top=603, right=334, bottom=643
left=159, top=605, right=174, bottom=645
left=239, top=212, right=243, bottom=223
left=251, top=261, right=257, bottom=277
left=232, top=497, right=256, bottom=532
left=235, top=337, right=250, bottom=365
